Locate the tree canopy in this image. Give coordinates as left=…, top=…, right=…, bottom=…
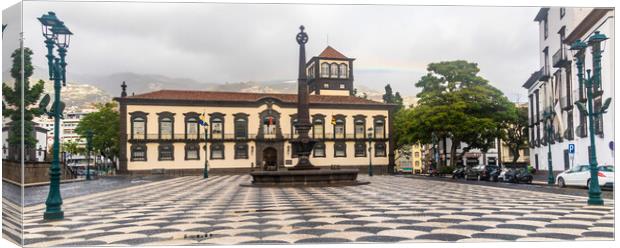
left=75, top=102, right=120, bottom=167
left=396, top=60, right=515, bottom=167
left=2, top=47, right=45, bottom=150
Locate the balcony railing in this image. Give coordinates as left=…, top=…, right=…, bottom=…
left=540, top=65, right=551, bottom=81
left=560, top=95, right=572, bottom=110
left=127, top=133, right=388, bottom=142
left=552, top=47, right=570, bottom=68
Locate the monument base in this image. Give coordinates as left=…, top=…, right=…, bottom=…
left=243, top=168, right=367, bottom=187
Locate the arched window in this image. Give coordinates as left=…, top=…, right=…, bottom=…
left=234, top=114, right=248, bottom=139
left=320, top=63, right=330, bottom=78
left=132, top=117, right=146, bottom=140
left=263, top=115, right=278, bottom=136
left=291, top=118, right=299, bottom=138
left=330, top=63, right=339, bottom=78
left=158, top=112, right=175, bottom=140
left=313, top=118, right=324, bottom=139
left=333, top=115, right=346, bottom=139
left=210, top=113, right=225, bottom=139
left=339, top=64, right=348, bottom=78
left=374, top=118, right=385, bottom=139
left=185, top=113, right=199, bottom=140
left=354, top=117, right=365, bottom=139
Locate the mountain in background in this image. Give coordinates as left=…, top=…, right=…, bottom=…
left=29, top=67, right=417, bottom=109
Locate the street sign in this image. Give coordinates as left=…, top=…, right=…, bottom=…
left=568, top=144, right=575, bottom=154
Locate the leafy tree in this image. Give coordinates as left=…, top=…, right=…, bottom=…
left=396, top=60, right=513, bottom=168
left=61, top=140, right=84, bottom=155
left=2, top=48, right=45, bottom=156
left=74, top=102, right=120, bottom=169
left=501, top=105, right=529, bottom=166
left=382, top=84, right=404, bottom=112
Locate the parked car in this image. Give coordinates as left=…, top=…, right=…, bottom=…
left=452, top=167, right=466, bottom=179
left=464, top=165, right=499, bottom=181
left=556, top=165, right=614, bottom=189
left=503, top=168, right=533, bottom=184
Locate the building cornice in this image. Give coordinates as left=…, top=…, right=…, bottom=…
left=564, top=8, right=613, bottom=45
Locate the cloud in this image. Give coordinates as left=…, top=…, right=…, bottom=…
left=20, top=2, right=539, bottom=100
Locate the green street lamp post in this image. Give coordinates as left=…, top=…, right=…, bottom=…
left=367, top=127, right=373, bottom=177
left=203, top=125, right=209, bottom=179
left=542, top=110, right=555, bottom=185
left=37, top=11, right=73, bottom=221
left=570, top=31, right=611, bottom=205
left=85, top=129, right=93, bottom=181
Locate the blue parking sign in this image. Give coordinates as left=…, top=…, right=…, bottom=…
left=568, top=144, right=575, bottom=154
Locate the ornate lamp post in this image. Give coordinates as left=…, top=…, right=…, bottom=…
left=431, top=132, right=438, bottom=173
left=542, top=109, right=555, bottom=185
left=85, top=129, right=93, bottom=181
left=570, top=31, right=611, bottom=205
left=203, top=124, right=209, bottom=179
left=38, top=11, right=73, bottom=221
left=367, top=127, right=373, bottom=177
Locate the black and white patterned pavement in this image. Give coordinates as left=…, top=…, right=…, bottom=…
left=16, top=175, right=614, bottom=246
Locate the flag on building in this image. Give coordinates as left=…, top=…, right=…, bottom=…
left=198, top=112, right=208, bottom=126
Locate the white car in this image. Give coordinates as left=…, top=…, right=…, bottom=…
left=556, top=165, right=614, bottom=189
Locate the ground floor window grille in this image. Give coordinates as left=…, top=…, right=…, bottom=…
left=375, top=142, right=386, bottom=157
left=158, top=143, right=174, bottom=161
left=334, top=142, right=346, bottom=157
left=211, top=143, right=224, bottom=159
left=131, top=144, right=147, bottom=161
left=314, top=142, right=325, bottom=157
left=185, top=143, right=200, bottom=160
left=235, top=143, right=248, bottom=159
left=355, top=142, right=366, bottom=157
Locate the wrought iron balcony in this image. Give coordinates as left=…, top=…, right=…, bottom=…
left=560, top=95, right=572, bottom=110
left=540, top=65, right=551, bottom=81
left=552, top=47, right=570, bottom=68
left=127, top=132, right=387, bottom=142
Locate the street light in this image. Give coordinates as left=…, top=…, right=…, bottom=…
left=203, top=124, right=209, bottom=179
left=367, top=127, right=373, bottom=176
left=542, top=109, right=556, bottom=185
left=85, top=129, right=93, bottom=181
left=431, top=132, right=439, bottom=173
left=38, top=11, right=73, bottom=221
left=570, top=31, right=611, bottom=206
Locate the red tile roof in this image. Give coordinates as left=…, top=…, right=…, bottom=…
left=318, top=46, right=348, bottom=59
left=125, top=90, right=388, bottom=106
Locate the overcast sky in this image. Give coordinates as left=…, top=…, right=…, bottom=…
left=8, top=1, right=540, bottom=101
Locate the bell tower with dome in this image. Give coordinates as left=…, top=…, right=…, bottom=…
left=305, top=46, right=355, bottom=96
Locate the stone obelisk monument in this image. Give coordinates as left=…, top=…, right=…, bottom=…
left=289, top=25, right=317, bottom=170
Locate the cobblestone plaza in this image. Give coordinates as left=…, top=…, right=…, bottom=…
left=4, top=175, right=614, bottom=246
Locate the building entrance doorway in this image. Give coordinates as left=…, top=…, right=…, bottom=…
left=263, top=147, right=278, bottom=170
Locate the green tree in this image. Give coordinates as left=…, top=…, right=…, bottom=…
left=501, top=105, right=529, bottom=166
left=61, top=140, right=84, bottom=155
left=2, top=48, right=45, bottom=154
left=382, top=84, right=404, bottom=112
left=74, top=102, right=120, bottom=169
left=396, top=60, right=513, bottom=168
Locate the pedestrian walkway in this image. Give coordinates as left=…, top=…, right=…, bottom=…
left=20, top=175, right=614, bottom=246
